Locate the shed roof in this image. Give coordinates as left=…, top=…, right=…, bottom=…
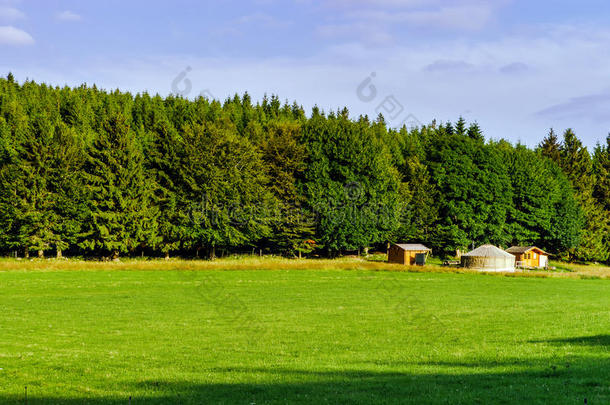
left=506, top=246, right=548, bottom=255
left=463, top=245, right=514, bottom=258
left=394, top=243, right=431, bottom=251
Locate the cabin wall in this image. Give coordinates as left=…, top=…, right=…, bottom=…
left=405, top=251, right=428, bottom=265
left=514, top=251, right=548, bottom=268
left=388, top=246, right=405, bottom=264
left=388, top=247, right=428, bottom=265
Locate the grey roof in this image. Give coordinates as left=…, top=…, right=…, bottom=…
left=506, top=246, right=548, bottom=255
left=394, top=243, right=431, bottom=251
left=463, top=245, right=514, bottom=258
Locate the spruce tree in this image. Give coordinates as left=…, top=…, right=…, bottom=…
left=557, top=129, right=608, bottom=261
left=538, top=128, right=561, bottom=163
left=467, top=122, right=484, bottom=142
left=261, top=122, right=314, bottom=256
left=79, top=113, right=159, bottom=259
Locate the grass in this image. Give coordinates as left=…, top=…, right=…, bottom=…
left=0, top=258, right=608, bottom=404
left=0, top=256, right=608, bottom=279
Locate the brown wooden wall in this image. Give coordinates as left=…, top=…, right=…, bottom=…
left=388, top=246, right=428, bottom=265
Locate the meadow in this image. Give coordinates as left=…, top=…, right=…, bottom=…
left=0, top=258, right=608, bottom=404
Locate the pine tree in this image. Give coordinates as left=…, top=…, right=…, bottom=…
left=538, top=128, right=561, bottom=163
left=178, top=121, right=271, bottom=258
left=455, top=117, right=467, bottom=137
left=593, top=135, right=610, bottom=211
left=592, top=135, right=610, bottom=262
left=396, top=155, right=439, bottom=244
left=506, top=144, right=582, bottom=254
left=425, top=134, right=512, bottom=256
left=302, top=112, right=402, bottom=255
left=467, top=122, right=484, bottom=142
left=261, top=122, right=314, bottom=256
left=557, top=129, right=608, bottom=261
left=79, top=113, right=159, bottom=259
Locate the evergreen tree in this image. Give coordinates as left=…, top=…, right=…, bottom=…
left=260, top=122, right=314, bottom=256
left=558, top=129, right=608, bottom=261
left=79, top=113, right=159, bottom=259
left=538, top=128, right=561, bottom=163
left=178, top=120, right=271, bottom=258
left=425, top=134, right=512, bottom=256
left=396, top=155, right=439, bottom=244
left=455, top=117, right=467, bottom=137
left=467, top=122, right=484, bottom=142
left=302, top=112, right=402, bottom=255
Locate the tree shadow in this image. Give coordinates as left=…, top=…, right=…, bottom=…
left=1, top=356, right=607, bottom=404
left=530, top=334, right=610, bottom=347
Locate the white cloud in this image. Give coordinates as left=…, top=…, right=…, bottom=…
left=56, top=10, right=82, bottom=22
left=314, top=1, right=510, bottom=46
left=536, top=91, right=610, bottom=123
left=0, top=25, right=33, bottom=45
left=424, top=59, right=475, bottom=72
left=398, top=4, right=495, bottom=31
left=0, top=6, right=24, bottom=21
left=4, top=21, right=609, bottom=147
left=325, top=0, right=433, bottom=7
left=316, top=23, right=393, bottom=47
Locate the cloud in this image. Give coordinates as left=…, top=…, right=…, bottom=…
left=325, top=0, right=434, bottom=8
left=316, top=23, right=393, bottom=47
left=536, top=91, right=610, bottom=123
left=0, top=6, right=24, bottom=21
left=398, top=4, right=495, bottom=31
left=56, top=10, right=82, bottom=22
left=424, top=59, right=475, bottom=72
left=0, top=25, right=33, bottom=45
left=499, top=62, right=530, bottom=74
left=325, top=1, right=508, bottom=33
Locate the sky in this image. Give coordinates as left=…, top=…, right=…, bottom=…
left=2, top=0, right=610, bottom=147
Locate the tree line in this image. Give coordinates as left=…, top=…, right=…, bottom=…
left=0, top=73, right=608, bottom=261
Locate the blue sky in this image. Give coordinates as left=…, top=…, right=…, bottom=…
left=2, top=0, right=610, bottom=147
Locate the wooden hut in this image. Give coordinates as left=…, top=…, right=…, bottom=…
left=505, top=246, right=549, bottom=268
left=388, top=244, right=431, bottom=265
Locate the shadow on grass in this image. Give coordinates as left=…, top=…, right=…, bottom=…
left=530, top=334, right=610, bottom=347
left=1, top=356, right=608, bottom=405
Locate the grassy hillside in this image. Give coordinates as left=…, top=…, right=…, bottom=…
left=0, top=261, right=608, bottom=403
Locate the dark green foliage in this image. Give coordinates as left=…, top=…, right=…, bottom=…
left=177, top=120, right=272, bottom=257
left=550, top=130, right=609, bottom=262
left=79, top=114, right=159, bottom=258
left=260, top=122, right=314, bottom=256
left=301, top=111, right=402, bottom=254
left=507, top=145, right=582, bottom=254
left=467, top=122, right=484, bottom=142
left=539, top=128, right=561, bottom=163
left=0, top=77, right=604, bottom=260
left=425, top=135, right=512, bottom=255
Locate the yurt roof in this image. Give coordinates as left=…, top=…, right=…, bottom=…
left=463, top=245, right=514, bottom=258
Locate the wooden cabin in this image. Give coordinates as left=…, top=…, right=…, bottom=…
left=505, top=246, right=549, bottom=268
left=388, top=244, right=431, bottom=265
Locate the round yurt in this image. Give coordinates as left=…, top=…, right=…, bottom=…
left=461, top=245, right=516, bottom=272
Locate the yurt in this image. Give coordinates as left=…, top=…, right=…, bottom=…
left=461, top=245, right=516, bottom=272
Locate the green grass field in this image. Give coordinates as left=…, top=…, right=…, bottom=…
left=0, top=259, right=608, bottom=404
